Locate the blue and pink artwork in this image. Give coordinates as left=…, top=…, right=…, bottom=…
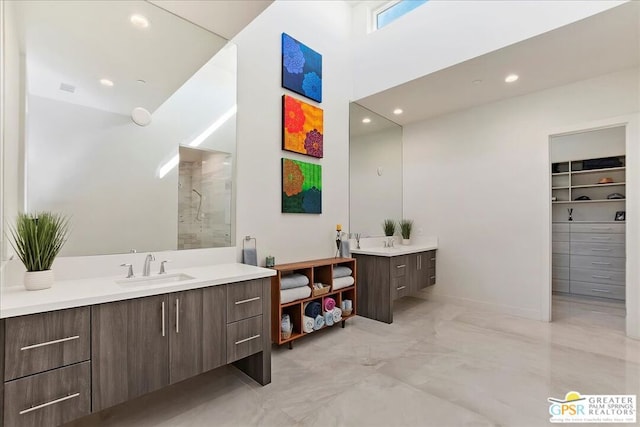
left=282, top=33, right=322, bottom=103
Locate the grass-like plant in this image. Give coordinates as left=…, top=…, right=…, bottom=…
left=7, top=212, right=69, bottom=271
left=382, top=219, right=396, bottom=236
left=399, top=219, right=414, bottom=239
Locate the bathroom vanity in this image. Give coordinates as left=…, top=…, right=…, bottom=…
left=0, top=264, right=275, bottom=427
left=352, top=243, right=437, bottom=324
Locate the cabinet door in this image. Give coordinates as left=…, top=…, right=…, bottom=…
left=202, top=285, right=227, bottom=372
left=169, top=289, right=203, bottom=384
left=92, top=294, right=169, bottom=411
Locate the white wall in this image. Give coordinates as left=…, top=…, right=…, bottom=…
left=403, top=68, right=640, bottom=321
left=351, top=0, right=626, bottom=99
left=233, top=0, right=352, bottom=264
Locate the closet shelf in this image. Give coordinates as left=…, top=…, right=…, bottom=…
left=553, top=199, right=625, bottom=204
left=571, top=182, right=625, bottom=189
left=570, top=166, right=625, bottom=175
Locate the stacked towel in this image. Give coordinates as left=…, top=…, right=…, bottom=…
left=332, top=275, right=355, bottom=291
left=281, top=286, right=311, bottom=304
left=332, top=307, right=342, bottom=323
left=280, top=273, right=310, bottom=290
left=324, top=311, right=334, bottom=326
left=304, top=301, right=322, bottom=318
left=333, top=266, right=352, bottom=278
left=303, top=316, right=314, bottom=333
left=314, top=315, right=325, bottom=330
left=323, top=297, right=336, bottom=312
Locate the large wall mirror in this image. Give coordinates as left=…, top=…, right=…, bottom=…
left=2, top=0, right=236, bottom=257
left=349, top=102, right=403, bottom=237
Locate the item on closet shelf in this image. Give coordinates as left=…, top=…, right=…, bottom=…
left=568, top=208, right=573, bottom=222
left=311, top=282, right=330, bottom=296
left=324, top=311, right=334, bottom=326
left=598, top=177, right=614, bottom=184
left=314, top=314, right=325, bottom=330
left=332, top=307, right=342, bottom=323
left=607, top=193, right=625, bottom=199
left=281, top=286, right=312, bottom=304
left=333, top=266, right=352, bottom=278
left=332, top=275, right=355, bottom=291
left=551, top=196, right=557, bottom=201
left=583, top=157, right=623, bottom=170
left=574, top=195, right=591, bottom=201
left=242, top=236, right=258, bottom=266
left=280, top=273, right=310, bottom=290
left=615, top=211, right=626, bottom=221
left=303, top=316, right=315, bottom=333
left=324, top=297, right=336, bottom=312
left=304, top=301, right=322, bottom=318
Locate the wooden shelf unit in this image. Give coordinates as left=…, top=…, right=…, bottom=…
left=270, top=257, right=357, bottom=348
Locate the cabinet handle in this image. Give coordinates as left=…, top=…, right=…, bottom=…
left=591, top=289, right=610, bottom=293
left=20, top=335, right=79, bottom=351
left=235, top=334, right=260, bottom=345
left=591, top=261, right=611, bottom=266
left=591, top=236, right=611, bottom=240
left=592, top=275, right=611, bottom=280
left=591, top=248, right=611, bottom=252
left=430, top=258, right=436, bottom=261
left=19, top=393, right=80, bottom=415
left=396, top=264, right=406, bottom=269
left=396, top=286, right=406, bottom=291
left=430, top=276, right=436, bottom=280
left=235, top=296, right=261, bottom=305
left=176, top=298, right=180, bottom=334
left=591, top=227, right=612, bottom=230
left=161, top=301, right=166, bottom=337
left=418, top=256, right=421, bottom=270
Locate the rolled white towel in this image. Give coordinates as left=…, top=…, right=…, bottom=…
left=332, top=275, right=354, bottom=291
left=324, top=311, right=334, bottom=327
left=332, top=307, right=342, bottom=322
left=280, top=286, right=311, bottom=304
left=303, top=315, right=314, bottom=333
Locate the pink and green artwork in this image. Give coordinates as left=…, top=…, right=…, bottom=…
left=282, top=158, right=322, bottom=214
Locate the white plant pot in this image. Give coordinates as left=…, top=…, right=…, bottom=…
left=402, top=238, right=411, bottom=245
left=24, top=270, right=54, bottom=291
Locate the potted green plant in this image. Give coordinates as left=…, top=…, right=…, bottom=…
left=382, top=219, right=396, bottom=247
left=7, top=212, right=69, bottom=290
left=399, top=219, right=414, bottom=245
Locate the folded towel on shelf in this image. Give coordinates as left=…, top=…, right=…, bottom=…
left=242, top=248, right=258, bottom=266
left=332, top=275, right=355, bottom=291
left=304, top=301, right=322, bottom=318
left=303, top=316, right=315, bottom=333
left=281, top=286, right=311, bottom=304
left=324, top=311, right=334, bottom=326
left=332, top=266, right=352, bottom=278
left=314, top=315, right=325, bottom=330
left=280, top=273, right=310, bottom=290
left=323, top=297, right=336, bottom=312
left=332, top=307, right=342, bottom=322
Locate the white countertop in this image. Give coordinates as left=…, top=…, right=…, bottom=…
left=1, top=263, right=275, bottom=319
left=350, top=243, right=438, bottom=257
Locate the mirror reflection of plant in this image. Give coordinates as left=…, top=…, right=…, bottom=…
left=7, top=212, right=70, bottom=271
left=399, top=219, right=413, bottom=239
left=382, top=219, right=396, bottom=237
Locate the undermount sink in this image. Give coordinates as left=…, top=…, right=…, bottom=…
left=116, top=273, right=195, bottom=286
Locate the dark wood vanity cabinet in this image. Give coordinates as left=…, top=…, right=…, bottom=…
left=354, top=250, right=436, bottom=324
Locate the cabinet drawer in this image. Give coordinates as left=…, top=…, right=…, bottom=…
left=570, top=242, right=625, bottom=258
left=570, top=281, right=625, bottom=300
left=5, top=307, right=90, bottom=381
left=552, top=232, right=570, bottom=242
left=427, top=268, right=436, bottom=286
left=4, top=361, right=91, bottom=427
left=552, top=223, right=570, bottom=233
left=426, top=251, right=436, bottom=268
left=391, top=278, right=410, bottom=300
left=552, top=241, right=570, bottom=254
left=552, top=254, right=570, bottom=268
left=552, top=267, right=569, bottom=280
left=227, top=315, right=263, bottom=363
left=391, top=256, right=408, bottom=278
left=227, top=280, right=263, bottom=323
left=552, top=279, right=570, bottom=293
left=571, top=268, right=625, bottom=286
left=570, top=223, right=625, bottom=234
left=570, top=233, right=625, bottom=244
left=570, top=255, right=625, bottom=271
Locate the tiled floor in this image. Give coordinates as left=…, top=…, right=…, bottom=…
left=69, top=294, right=639, bottom=426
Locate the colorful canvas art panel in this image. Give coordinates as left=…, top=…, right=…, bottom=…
left=282, top=33, right=322, bottom=103
left=282, top=94, right=323, bottom=158
left=282, top=158, right=322, bottom=214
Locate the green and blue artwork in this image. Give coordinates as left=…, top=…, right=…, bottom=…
left=282, top=158, right=322, bottom=214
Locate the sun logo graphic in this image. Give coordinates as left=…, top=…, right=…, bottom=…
left=548, top=391, right=636, bottom=423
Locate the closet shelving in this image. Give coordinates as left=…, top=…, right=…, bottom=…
left=551, top=156, right=625, bottom=204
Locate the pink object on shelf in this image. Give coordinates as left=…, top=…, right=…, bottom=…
left=324, top=297, right=336, bottom=312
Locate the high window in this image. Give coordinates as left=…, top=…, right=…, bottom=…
left=375, top=0, right=428, bottom=30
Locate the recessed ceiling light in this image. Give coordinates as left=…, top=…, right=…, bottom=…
left=130, top=14, right=149, bottom=28
left=393, top=108, right=403, bottom=115
left=505, top=74, right=519, bottom=83
left=100, top=78, right=114, bottom=87
left=362, top=117, right=371, bottom=124
left=472, top=79, right=482, bottom=85
left=137, top=79, right=146, bottom=84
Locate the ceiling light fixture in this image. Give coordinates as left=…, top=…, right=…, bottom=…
left=505, top=74, right=519, bottom=83
left=393, top=108, right=403, bottom=115
left=362, top=117, right=371, bottom=124
left=472, top=79, right=482, bottom=85
left=130, top=14, right=149, bottom=28
left=100, top=78, right=114, bottom=87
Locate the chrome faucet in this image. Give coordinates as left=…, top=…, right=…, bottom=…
left=143, top=253, right=155, bottom=276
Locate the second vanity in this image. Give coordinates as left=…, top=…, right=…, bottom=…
left=351, top=241, right=437, bottom=324
left=0, top=262, right=275, bottom=427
